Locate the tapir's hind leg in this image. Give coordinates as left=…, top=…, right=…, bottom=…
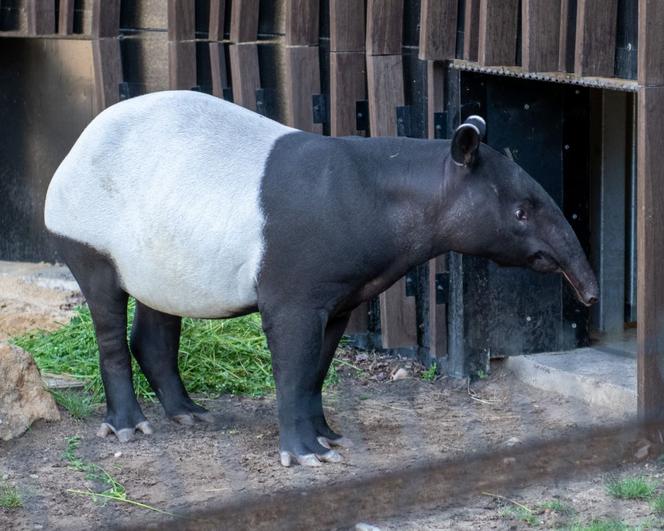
left=54, top=236, right=152, bottom=442
left=130, top=301, right=214, bottom=425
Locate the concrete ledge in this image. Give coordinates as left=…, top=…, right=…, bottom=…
left=505, top=348, right=637, bottom=416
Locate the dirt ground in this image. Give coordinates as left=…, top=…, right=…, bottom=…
left=0, top=263, right=661, bottom=530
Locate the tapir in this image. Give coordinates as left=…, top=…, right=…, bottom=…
left=44, top=90, right=598, bottom=467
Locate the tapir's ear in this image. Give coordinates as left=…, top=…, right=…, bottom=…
left=451, top=115, right=485, bottom=167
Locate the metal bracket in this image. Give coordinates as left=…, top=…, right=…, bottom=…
left=312, top=94, right=328, bottom=124
left=356, top=100, right=369, bottom=131
left=396, top=105, right=412, bottom=137
left=256, top=88, right=276, bottom=118
left=405, top=269, right=417, bottom=297
left=433, top=111, right=447, bottom=139
left=435, top=272, right=450, bottom=305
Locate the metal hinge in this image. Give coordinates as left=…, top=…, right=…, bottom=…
left=312, top=94, right=328, bottom=124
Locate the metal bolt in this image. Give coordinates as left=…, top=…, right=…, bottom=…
left=524, top=104, right=530, bottom=110
left=564, top=144, right=570, bottom=150
left=526, top=316, right=532, bottom=322
left=571, top=323, right=577, bottom=329
left=572, top=213, right=578, bottom=220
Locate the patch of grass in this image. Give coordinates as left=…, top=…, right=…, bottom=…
left=50, top=390, right=96, bottom=419
left=606, top=476, right=657, bottom=500
left=421, top=362, right=437, bottom=382
left=13, top=301, right=274, bottom=401
left=540, top=499, right=574, bottom=516
left=567, top=519, right=631, bottom=531
left=63, top=435, right=172, bottom=515
left=499, top=506, right=539, bottom=526
left=0, top=482, right=22, bottom=510
left=651, top=494, right=664, bottom=515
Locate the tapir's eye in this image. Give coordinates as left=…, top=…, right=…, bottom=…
left=515, top=208, right=528, bottom=221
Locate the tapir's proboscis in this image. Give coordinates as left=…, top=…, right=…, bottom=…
left=44, top=91, right=598, bottom=467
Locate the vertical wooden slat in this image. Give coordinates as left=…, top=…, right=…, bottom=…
left=522, top=0, right=561, bottom=72
left=58, top=0, right=74, bottom=35
left=366, top=0, right=403, bottom=55
left=558, top=0, right=577, bottom=72
left=210, top=43, right=229, bottom=98
left=637, top=0, right=664, bottom=421
left=93, top=39, right=122, bottom=114
left=209, top=0, right=226, bottom=41
left=418, top=0, right=458, bottom=61
left=463, top=0, right=480, bottom=61
left=167, top=0, right=196, bottom=90
left=229, top=43, right=261, bottom=110
left=478, top=0, right=519, bottom=66
left=27, top=0, right=55, bottom=35
left=230, top=0, right=260, bottom=43
left=330, top=52, right=366, bottom=136
left=330, top=0, right=365, bottom=52
left=284, top=46, right=322, bottom=132
left=366, top=55, right=404, bottom=137
left=168, top=0, right=195, bottom=41
left=91, top=0, right=121, bottom=38
left=286, top=0, right=319, bottom=45
left=574, top=0, right=618, bottom=77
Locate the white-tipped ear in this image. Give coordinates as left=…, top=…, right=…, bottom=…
left=465, top=115, right=486, bottom=140
left=451, top=123, right=481, bottom=167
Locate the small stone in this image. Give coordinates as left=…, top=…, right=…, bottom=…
left=505, top=437, right=521, bottom=447
left=375, top=372, right=387, bottom=382
left=114, top=451, right=122, bottom=458
left=355, top=524, right=381, bottom=531
left=635, top=443, right=652, bottom=460
left=391, top=368, right=409, bottom=381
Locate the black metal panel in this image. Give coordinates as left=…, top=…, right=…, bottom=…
left=0, top=39, right=96, bottom=262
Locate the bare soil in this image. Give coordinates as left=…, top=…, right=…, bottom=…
left=0, top=263, right=661, bottom=530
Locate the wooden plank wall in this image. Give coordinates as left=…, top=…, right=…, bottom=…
left=209, top=0, right=229, bottom=99
left=167, top=0, right=196, bottom=90
left=229, top=0, right=261, bottom=110
left=365, top=0, right=417, bottom=349
left=92, top=0, right=122, bottom=114
left=27, top=0, right=55, bottom=35
left=637, top=0, right=664, bottom=421
left=463, top=0, right=480, bottom=61
left=478, top=0, right=519, bottom=67
left=284, top=0, right=322, bottom=132
left=522, top=0, right=562, bottom=72
left=419, top=0, right=458, bottom=62
left=558, top=0, right=576, bottom=72
left=58, top=0, right=75, bottom=35
left=574, top=0, right=618, bottom=77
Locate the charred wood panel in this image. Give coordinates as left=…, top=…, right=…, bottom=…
left=522, top=0, right=561, bottom=72
left=478, top=0, right=518, bottom=66
left=419, top=0, right=458, bottom=61
left=574, top=0, right=618, bottom=77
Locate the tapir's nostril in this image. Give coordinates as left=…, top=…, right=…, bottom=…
left=586, top=295, right=598, bottom=306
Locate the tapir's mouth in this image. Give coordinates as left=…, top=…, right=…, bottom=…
left=561, top=270, right=598, bottom=307
left=528, top=251, right=598, bottom=307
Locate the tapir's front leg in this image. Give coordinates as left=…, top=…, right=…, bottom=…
left=261, top=306, right=344, bottom=466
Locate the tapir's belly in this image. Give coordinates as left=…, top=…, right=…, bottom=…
left=44, top=90, right=293, bottom=318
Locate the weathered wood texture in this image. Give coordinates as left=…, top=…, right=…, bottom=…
left=638, top=0, right=664, bottom=86
left=366, top=0, right=403, bottom=55
left=229, top=43, right=260, bottom=110
left=558, top=0, right=576, bottom=72
left=330, top=0, right=365, bottom=52
left=286, top=0, right=319, bottom=45
left=330, top=52, right=366, bottom=136
left=168, top=0, right=195, bottom=41
left=574, top=0, right=618, bottom=77
left=209, top=42, right=229, bottom=97
left=419, top=0, right=458, bottom=61
left=168, top=41, right=196, bottom=89
left=230, top=0, right=260, bottom=42
left=427, top=61, right=445, bottom=140
left=209, top=0, right=226, bottom=41
left=637, top=0, right=664, bottom=421
left=463, top=0, right=480, bottom=61
left=27, top=0, right=55, bottom=35
left=522, top=0, right=561, bottom=71
left=93, top=38, right=122, bottom=114
left=284, top=46, right=322, bottom=133
left=58, top=0, right=74, bottom=35
left=478, top=0, right=519, bottom=66
left=91, top=0, right=121, bottom=38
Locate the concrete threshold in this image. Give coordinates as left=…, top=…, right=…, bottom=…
left=505, top=347, right=637, bottom=416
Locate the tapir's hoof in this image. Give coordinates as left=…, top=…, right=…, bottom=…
left=318, top=435, right=354, bottom=449
left=279, top=449, right=343, bottom=467
left=96, top=420, right=154, bottom=442
left=170, top=410, right=217, bottom=425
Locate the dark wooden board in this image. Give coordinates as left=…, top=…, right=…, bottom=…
left=366, top=0, right=403, bottom=56
left=366, top=54, right=404, bottom=136
left=209, top=42, right=229, bottom=98
left=230, top=0, right=260, bottom=43
left=330, top=0, right=365, bottom=52
left=637, top=86, right=664, bottom=420
left=478, top=0, right=519, bottom=66
left=27, top=0, right=55, bottom=35
left=209, top=0, right=226, bottom=41
left=345, top=303, right=369, bottom=335
left=330, top=51, right=366, bottom=136
left=91, top=0, right=121, bottom=38
left=638, top=0, right=664, bottom=86
left=285, top=45, right=322, bottom=133
left=574, top=0, right=618, bottom=77
left=93, top=38, right=122, bottom=114
left=167, top=0, right=195, bottom=41
left=286, top=0, right=319, bottom=46
left=229, top=43, right=260, bottom=110
left=379, top=280, right=418, bottom=349
left=558, top=0, right=577, bottom=72
left=58, top=0, right=74, bottom=35
left=463, top=0, right=480, bottom=61
left=418, top=0, right=458, bottom=61
left=522, top=0, right=561, bottom=72
left=427, top=61, right=445, bottom=141
left=428, top=255, right=448, bottom=359
left=168, top=40, right=196, bottom=89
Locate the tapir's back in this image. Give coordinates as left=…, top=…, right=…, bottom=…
left=45, top=90, right=294, bottom=318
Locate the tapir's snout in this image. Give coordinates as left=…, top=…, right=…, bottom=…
left=561, top=264, right=599, bottom=307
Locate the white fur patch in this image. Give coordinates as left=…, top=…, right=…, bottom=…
left=45, top=90, right=293, bottom=318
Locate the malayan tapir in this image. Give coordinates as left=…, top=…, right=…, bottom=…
left=44, top=90, right=598, bottom=467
